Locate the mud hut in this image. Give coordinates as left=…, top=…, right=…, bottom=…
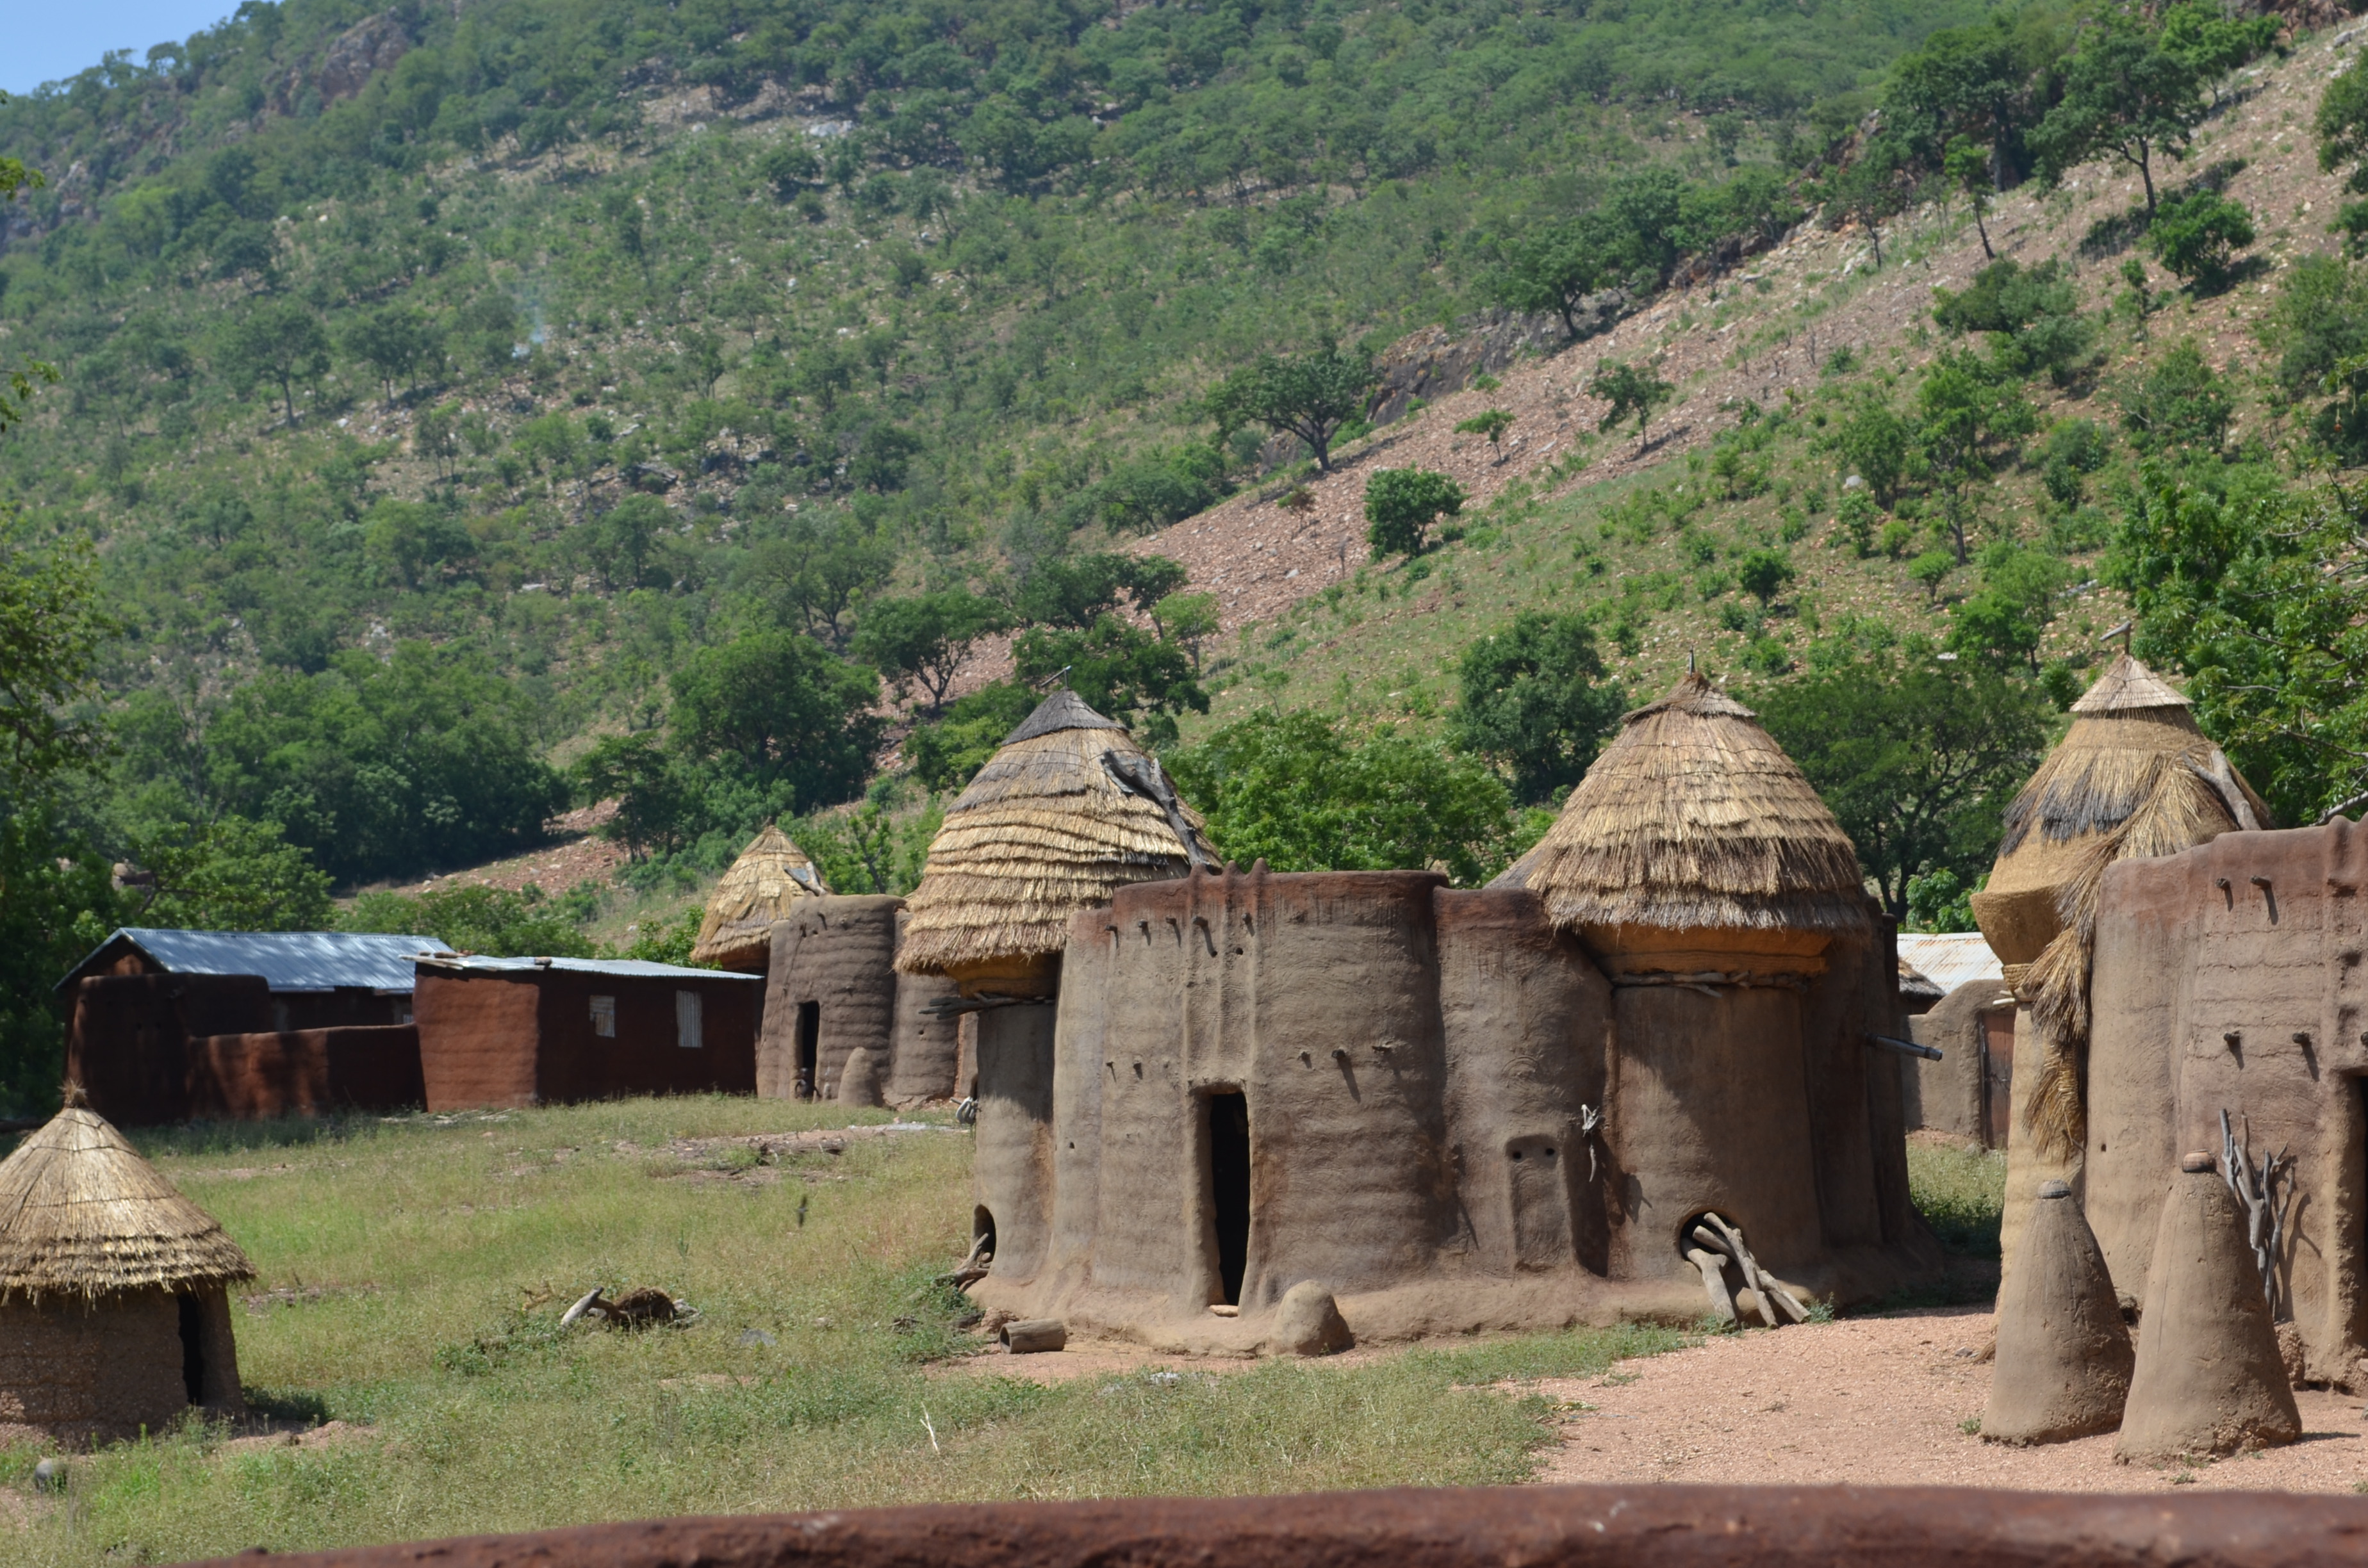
left=896, top=689, right=1208, bottom=998
left=1969, top=654, right=2266, bottom=1266
left=690, top=825, right=828, bottom=972
left=969, top=674, right=1937, bottom=1351
left=1517, top=672, right=1920, bottom=1288
left=0, top=1092, right=251, bottom=1442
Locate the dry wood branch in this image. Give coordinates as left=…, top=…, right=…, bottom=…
left=2220, top=1109, right=2296, bottom=1321
left=1688, top=1248, right=1738, bottom=1324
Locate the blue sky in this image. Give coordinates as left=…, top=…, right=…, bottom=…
left=5, top=1, right=242, bottom=97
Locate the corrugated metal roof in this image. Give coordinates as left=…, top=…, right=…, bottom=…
left=416, top=954, right=761, bottom=982
left=1896, top=933, right=2008, bottom=998
left=60, top=929, right=442, bottom=994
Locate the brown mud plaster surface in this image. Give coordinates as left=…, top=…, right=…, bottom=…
left=1537, top=1307, right=2368, bottom=1491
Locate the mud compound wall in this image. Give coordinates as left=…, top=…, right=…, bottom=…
left=181, top=1485, right=2368, bottom=1568
left=982, top=867, right=1935, bottom=1346
left=415, top=973, right=543, bottom=1111
left=885, top=913, right=961, bottom=1106
left=1434, top=887, right=1611, bottom=1278
left=0, top=1287, right=193, bottom=1444
left=758, top=897, right=901, bottom=1102
left=186, top=1026, right=424, bottom=1119
left=67, top=974, right=273, bottom=1125
left=1906, top=980, right=2003, bottom=1143
left=2087, top=821, right=2368, bottom=1385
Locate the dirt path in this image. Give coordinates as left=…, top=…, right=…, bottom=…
left=1536, top=1306, right=2368, bottom=1492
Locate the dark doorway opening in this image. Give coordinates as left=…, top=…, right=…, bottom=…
left=1208, top=1090, right=1250, bottom=1306
left=796, top=1001, right=820, bottom=1099
left=973, top=1205, right=997, bottom=1262
left=177, top=1291, right=205, bottom=1404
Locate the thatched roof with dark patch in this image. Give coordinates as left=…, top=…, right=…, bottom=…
left=1995, top=655, right=2265, bottom=860
left=896, top=693, right=1202, bottom=977
left=1987, top=655, right=2269, bottom=1160
left=690, top=824, right=828, bottom=969
left=0, top=1097, right=254, bottom=1300
left=1521, top=673, right=1871, bottom=934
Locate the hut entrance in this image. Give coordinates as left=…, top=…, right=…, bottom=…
left=176, top=1292, right=205, bottom=1403
left=1979, top=1008, right=2016, bottom=1150
left=795, top=1001, right=820, bottom=1099
left=1206, top=1090, right=1251, bottom=1307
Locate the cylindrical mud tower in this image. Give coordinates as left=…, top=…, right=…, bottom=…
left=896, top=690, right=1205, bottom=1287
left=757, top=895, right=901, bottom=1102
left=1520, top=673, right=1885, bottom=1294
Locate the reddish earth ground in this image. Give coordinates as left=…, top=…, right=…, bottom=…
left=950, top=1306, right=2368, bottom=1492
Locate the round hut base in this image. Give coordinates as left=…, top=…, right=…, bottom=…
left=0, top=1284, right=243, bottom=1446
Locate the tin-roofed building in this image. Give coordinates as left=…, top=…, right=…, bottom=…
left=60, top=929, right=440, bottom=1126
left=411, top=955, right=761, bottom=1109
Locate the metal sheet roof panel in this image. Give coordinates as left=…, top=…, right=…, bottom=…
left=416, top=954, right=761, bottom=982
left=60, top=929, right=443, bottom=994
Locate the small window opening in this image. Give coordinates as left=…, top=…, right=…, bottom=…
left=796, top=1000, right=820, bottom=1098
left=1208, top=1090, right=1251, bottom=1307
left=177, top=1292, right=205, bottom=1404
left=589, top=995, right=617, bottom=1037
left=973, top=1205, right=997, bottom=1261
left=675, top=990, right=703, bottom=1049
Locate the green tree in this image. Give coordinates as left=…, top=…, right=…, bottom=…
left=574, top=733, right=703, bottom=860
left=1012, top=616, right=1208, bottom=743
left=1363, top=468, right=1465, bottom=560
left=1930, top=257, right=2093, bottom=385
left=1914, top=350, right=2037, bottom=563
left=1909, top=549, right=1955, bottom=603
left=669, top=630, right=883, bottom=808
left=1149, top=591, right=1220, bottom=673
left=0, top=126, right=54, bottom=436
left=1945, top=543, right=2074, bottom=673
left=1945, top=135, right=1996, bottom=260
left=852, top=590, right=1012, bottom=715
left=217, top=300, right=331, bottom=426
left=345, top=884, right=599, bottom=958
left=2146, top=189, right=2255, bottom=293
left=1824, top=136, right=1907, bottom=268
left=1205, top=343, right=1376, bottom=473
left=120, top=815, right=336, bottom=931
left=2119, top=339, right=2233, bottom=456
left=2158, top=3, right=2279, bottom=101
left=1755, top=647, right=2050, bottom=918
left=1823, top=399, right=1912, bottom=505
left=1455, top=408, right=1515, bottom=463
left=1165, top=709, right=1517, bottom=886
left=1736, top=547, right=1797, bottom=607
left=2107, top=468, right=2368, bottom=824
left=1587, top=359, right=1676, bottom=453
left=2032, top=20, right=2202, bottom=220
left=1488, top=218, right=1616, bottom=339
left=907, top=682, right=1037, bottom=794
left=737, top=510, right=896, bottom=649
left=1448, top=612, right=1625, bottom=804
left=2258, top=256, right=2368, bottom=463
left=344, top=304, right=443, bottom=405
left=2317, top=56, right=2368, bottom=256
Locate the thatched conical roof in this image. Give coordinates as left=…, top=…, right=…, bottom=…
left=1520, top=672, right=1870, bottom=935
left=896, top=691, right=1203, bottom=981
left=0, top=1097, right=254, bottom=1301
left=689, top=824, right=828, bottom=970
left=1973, top=653, right=2269, bottom=1157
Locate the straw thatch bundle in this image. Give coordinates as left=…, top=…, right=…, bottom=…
left=897, top=691, right=1205, bottom=985
left=0, top=1092, right=254, bottom=1301
left=1978, top=655, right=2267, bottom=1157
left=690, top=823, right=828, bottom=969
left=1520, top=673, right=1871, bottom=936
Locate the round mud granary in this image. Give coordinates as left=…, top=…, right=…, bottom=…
left=0, top=1091, right=252, bottom=1444
left=1517, top=672, right=1937, bottom=1306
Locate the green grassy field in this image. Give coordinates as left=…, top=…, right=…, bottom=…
left=3, top=1098, right=1703, bottom=1564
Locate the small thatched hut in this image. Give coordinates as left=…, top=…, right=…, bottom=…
left=690, top=825, right=828, bottom=972
left=896, top=690, right=1207, bottom=997
left=0, top=1092, right=252, bottom=1442
left=1969, top=653, right=2266, bottom=1269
